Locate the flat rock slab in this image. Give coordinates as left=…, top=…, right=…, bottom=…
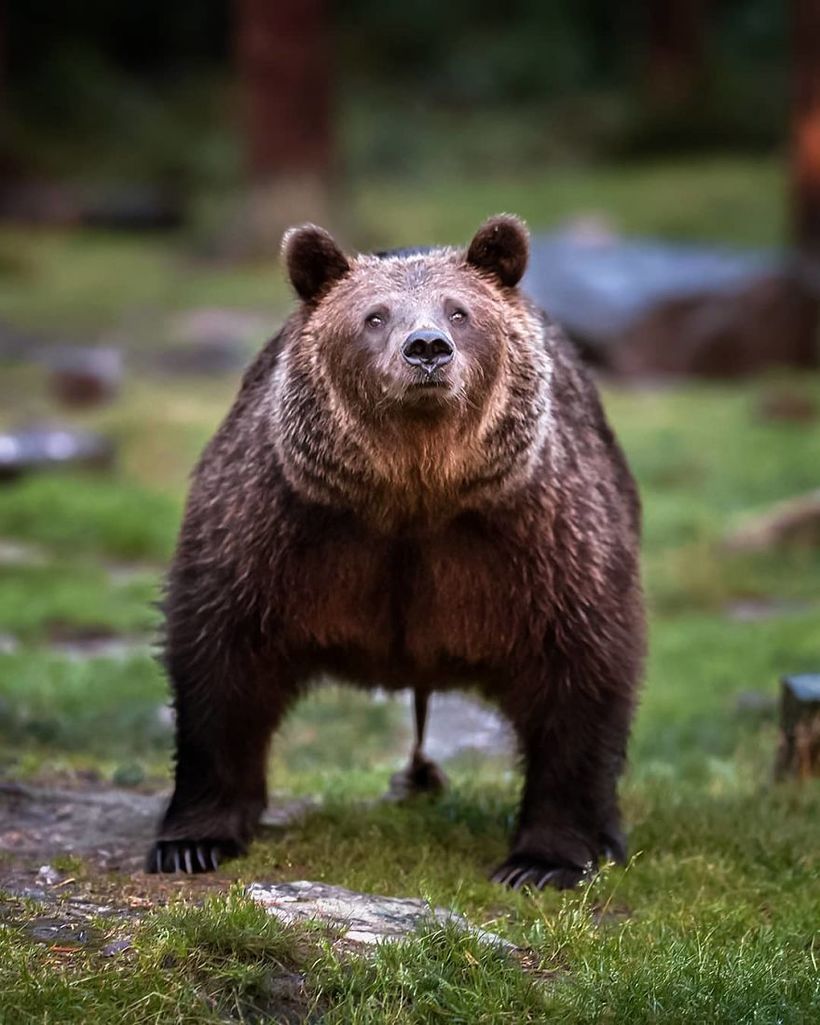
left=0, top=782, right=313, bottom=872
left=248, top=880, right=513, bottom=949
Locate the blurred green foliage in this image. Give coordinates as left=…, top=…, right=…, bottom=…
left=2, top=0, right=788, bottom=187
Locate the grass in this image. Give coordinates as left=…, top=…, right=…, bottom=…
left=350, top=155, right=787, bottom=251
left=0, top=155, right=785, bottom=336
left=0, top=156, right=818, bottom=1022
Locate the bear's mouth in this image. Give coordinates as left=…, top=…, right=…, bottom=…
left=406, top=379, right=451, bottom=401
left=397, top=377, right=454, bottom=409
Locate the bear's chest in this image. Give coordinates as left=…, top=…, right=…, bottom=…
left=278, top=517, right=541, bottom=675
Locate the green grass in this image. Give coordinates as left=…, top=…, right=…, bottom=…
left=0, top=474, right=179, bottom=561
left=1, top=854, right=816, bottom=1024
left=0, top=155, right=785, bottom=336
left=351, top=156, right=787, bottom=251
left=0, top=228, right=290, bottom=336
left=0, top=159, right=818, bottom=1021
left=0, top=563, right=158, bottom=643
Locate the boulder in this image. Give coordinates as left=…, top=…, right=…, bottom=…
left=725, top=490, right=820, bottom=551
left=524, top=230, right=819, bottom=377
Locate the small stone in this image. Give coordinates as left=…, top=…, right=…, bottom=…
left=0, top=634, right=18, bottom=655
left=101, top=937, right=133, bottom=957
left=46, top=347, right=122, bottom=408
left=35, top=864, right=62, bottom=886
left=0, top=539, right=46, bottom=566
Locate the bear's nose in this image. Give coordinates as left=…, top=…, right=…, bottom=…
left=401, top=329, right=454, bottom=372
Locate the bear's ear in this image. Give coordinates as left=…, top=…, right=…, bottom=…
left=282, top=224, right=350, bottom=303
left=465, top=214, right=529, bottom=288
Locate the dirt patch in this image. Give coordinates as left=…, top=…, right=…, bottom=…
left=0, top=780, right=164, bottom=872
left=0, top=780, right=313, bottom=878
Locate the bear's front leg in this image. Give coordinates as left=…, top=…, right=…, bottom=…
left=146, top=646, right=294, bottom=874
left=491, top=646, right=638, bottom=891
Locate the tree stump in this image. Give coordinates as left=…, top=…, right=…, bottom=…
left=775, top=675, right=820, bottom=780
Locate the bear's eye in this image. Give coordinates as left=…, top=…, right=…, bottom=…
left=449, top=308, right=468, bottom=324
left=365, top=313, right=384, bottom=329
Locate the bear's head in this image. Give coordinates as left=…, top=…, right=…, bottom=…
left=274, top=215, right=552, bottom=525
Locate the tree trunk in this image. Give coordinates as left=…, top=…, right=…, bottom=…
left=234, top=0, right=333, bottom=253
left=789, top=0, right=820, bottom=364
left=647, top=0, right=706, bottom=111
left=793, top=0, right=820, bottom=258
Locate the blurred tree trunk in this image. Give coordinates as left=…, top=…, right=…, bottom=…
left=234, top=0, right=333, bottom=253
left=647, top=0, right=706, bottom=111
left=790, top=0, right=820, bottom=364
left=793, top=0, right=820, bottom=258
left=0, top=0, right=10, bottom=181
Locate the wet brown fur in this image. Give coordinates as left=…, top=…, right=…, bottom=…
left=148, top=216, right=645, bottom=889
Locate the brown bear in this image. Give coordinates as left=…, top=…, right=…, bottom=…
left=147, top=215, right=645, bottom=890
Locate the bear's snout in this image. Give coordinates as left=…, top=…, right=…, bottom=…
left=401, top=329, right=454, bottom=373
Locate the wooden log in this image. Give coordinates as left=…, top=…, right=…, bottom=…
left=775, top=675, right=820, bottom=779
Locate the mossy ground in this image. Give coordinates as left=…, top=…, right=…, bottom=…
left=0, top=157, right=818, bottom=1023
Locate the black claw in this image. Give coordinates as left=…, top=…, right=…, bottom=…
left=537, top=869, right=559, bottom=889
left=599, top=832, right=627, bottom=865
left=145, top=839, right=241, bottom=875
left=490, top=865, right=514, bottom=886
left=491, top=854, right=591, bottom=891
left=507, top=867, right=530, bottom=890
